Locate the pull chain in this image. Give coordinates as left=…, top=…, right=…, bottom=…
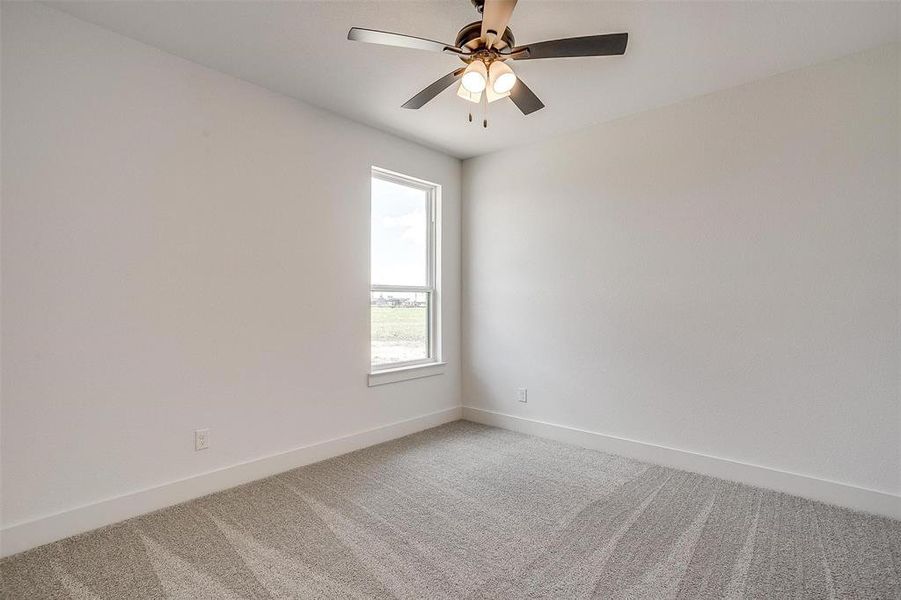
left=482, top=90, right=488, bottom=128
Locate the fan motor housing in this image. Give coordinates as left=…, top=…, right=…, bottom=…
left=455, top=21, right=515, bottom=53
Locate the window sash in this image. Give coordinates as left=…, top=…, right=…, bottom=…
left=374, top=287, right=433, bottom=369
left=370, top=169, right=435, bottom=289
left=370, top=288, right=434, bottom=370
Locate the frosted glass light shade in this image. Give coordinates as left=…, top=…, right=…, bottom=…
left=461, top=60, right=488, bottom=93
left=489, top=60, right=517, bottom=94
left=457, top=84, right=482, bottom=103
left=485, top=85, right=510, bottom=103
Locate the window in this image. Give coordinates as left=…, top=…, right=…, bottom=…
left=370, top=168, right=441, bottom=376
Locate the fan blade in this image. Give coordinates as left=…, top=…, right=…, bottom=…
left=480, top=0, right=517, bottom=47
left=511, top=33, right=628, bottom=60
left=508, top=77, right=544, bottom=115
left=402, top=68, right=466, bottom=109
left=348, top=27, right=464, bottom=55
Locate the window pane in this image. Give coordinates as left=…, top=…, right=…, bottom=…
left=371, top=177, right=428, bottom=286
left=371, top=291, right=429, bottom=366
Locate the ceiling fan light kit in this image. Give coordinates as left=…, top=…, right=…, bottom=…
left=347, top=0, right=628, bottom=122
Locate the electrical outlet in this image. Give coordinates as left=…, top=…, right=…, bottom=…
left=194, top=428, right=210, bottom=451
left=517, top=388, right=528, bottom=403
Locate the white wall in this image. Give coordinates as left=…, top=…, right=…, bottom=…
left=1, top=3, right=460, bottom=532
left=463, top=44, right=900, bottom=497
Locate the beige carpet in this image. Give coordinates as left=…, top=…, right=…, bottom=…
left=2, top=421, right=899, bottom=599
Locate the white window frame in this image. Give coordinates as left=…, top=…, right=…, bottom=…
left=369, top=167, right=444, bottom=385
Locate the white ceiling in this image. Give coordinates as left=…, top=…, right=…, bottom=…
left=49, top=1, right=899, bottom=159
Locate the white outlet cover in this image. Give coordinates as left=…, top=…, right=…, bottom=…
left=517, top=388, right=528, bottom=403
left=194, top=428, right=210, bottom=451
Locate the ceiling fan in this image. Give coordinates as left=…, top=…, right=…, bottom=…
left=347, top=0, right=628, bottom=122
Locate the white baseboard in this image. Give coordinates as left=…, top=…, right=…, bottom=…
left=0, top=406, right=462, bottom=558
left=462, top=406, right=900, bottom=520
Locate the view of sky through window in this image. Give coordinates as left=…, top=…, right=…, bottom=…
left=371, top=177, right=427, bottom=286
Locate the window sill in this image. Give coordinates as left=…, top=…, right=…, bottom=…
left=368, top=362, right=447, bottom=387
